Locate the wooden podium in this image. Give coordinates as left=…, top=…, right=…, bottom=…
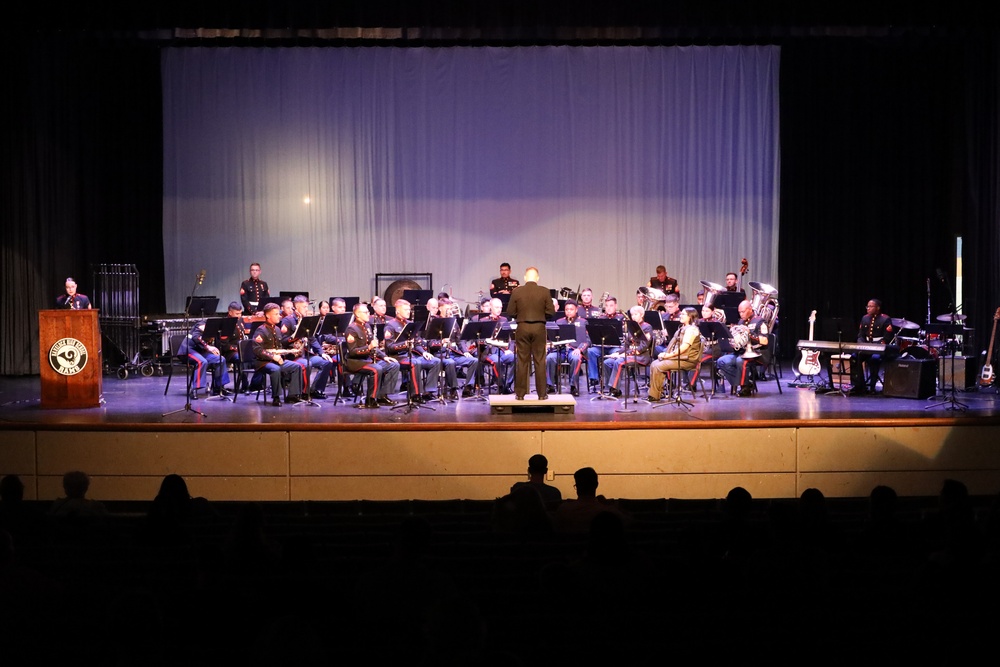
left=39, top=309, right=103, bottom=409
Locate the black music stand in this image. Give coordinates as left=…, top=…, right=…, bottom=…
left=698, top=321, right=729, bottom=398
left=587, top=320, right=624, bottom=402
left=545, top=326, right=575, bottom=394
left=185, top=296, right=219, bottom=318
left=390, top=321, right=433, bottom=413
left=461, top=320, right=497, bottom=402
left=403, top=289, right=433, bottom=307
left=201, top=316, right=238, bottom=402
left=645, top=310, right=666, bottom=351
left=424, top=317, right=458, bottom=404
left=614, top=317, right=647, bottom=413
left=492, top=324, right=515, bottom=393
left=291, top=315, right=323, bottom=408
left=319, top=313, right=355, bottom=405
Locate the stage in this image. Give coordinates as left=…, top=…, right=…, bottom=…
left=3, top=366, right=1000, bottom=503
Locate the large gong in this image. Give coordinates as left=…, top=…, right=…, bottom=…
left=383, top=279, right=422, bottom=307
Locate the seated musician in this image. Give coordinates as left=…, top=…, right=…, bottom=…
left=218, top=300, right=247, bottom=371
left=544, top=299, right=590, bottom=396
left=251, top=303, right=304, bottom=406
left=178, top=317, right=233, bottom=399
left=857, top=298, right=897, bottom=393
left=602, top=306, right=653, bottom=398
left=477, top=297, right=515, bottom=393
left=699, top=304, right=729, bottom=363
left=315, top=298, right=352, bottom=396
left=586, top=296, right=624, bottom=388
left=384, top=299, right=441, bottom=403
left=725, top=272, right=746, bottom=298
left=718, top=300, right=769, bottom=397
left=648, top=307, right=704, bottom=401
left=280, top=295, right=334, bottom=399
left=370, top=297, right=389, bottom=326
left=653, top=294, right=683, bottom=357
left=490, top=262, right=520, bottom=298
left=425, top=297, right=479, bottom=399
left=648, top=264, right=679, bottom=296
left=578, top=288, right=602, bottom=320
left=346, top=302, right=400, bottom=409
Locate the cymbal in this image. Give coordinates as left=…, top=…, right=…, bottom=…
left=891, top=318, right=920, bottom=329
left=935, top=313, right=967, bottom=322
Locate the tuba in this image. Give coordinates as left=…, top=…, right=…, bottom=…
left=700, top=280, right=727, bottom=310
left=748, top=281, right=779, bottom=328
left=638, top=286, right=667, bottom=311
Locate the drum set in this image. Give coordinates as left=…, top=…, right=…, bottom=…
left=895, top=313, right=969, bottom=359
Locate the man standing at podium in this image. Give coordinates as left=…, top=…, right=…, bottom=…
left=56, top=277, right=92, bottom=309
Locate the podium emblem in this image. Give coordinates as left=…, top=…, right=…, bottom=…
left=48, top=337, right=89, bottom=376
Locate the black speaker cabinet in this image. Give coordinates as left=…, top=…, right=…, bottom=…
left=937, top=356, right=977, bottom=390
left=883, top=359, right=936, bottom=399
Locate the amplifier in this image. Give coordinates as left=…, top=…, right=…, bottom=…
left=883, top=359, right=936, bottom=399
left=937, top=356, right=977, bottom=390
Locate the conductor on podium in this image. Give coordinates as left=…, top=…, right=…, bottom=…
left=506, top=266, right=555, bottom=400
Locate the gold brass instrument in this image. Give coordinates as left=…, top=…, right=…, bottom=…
left=597, top=291, right=610, bottom=311
left=638, top=286, right=668, bottom=311
left=748, top=281, right=779, bottom=328
left=264, top=348, right=302, bottom=357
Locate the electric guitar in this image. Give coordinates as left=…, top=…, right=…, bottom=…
left=979, top=307, right=1000, bottom=386
left=797, top=310, right=821, bottom=376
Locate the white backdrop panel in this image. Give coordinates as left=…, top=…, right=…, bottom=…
left=162, top=45, right=779, bottom=311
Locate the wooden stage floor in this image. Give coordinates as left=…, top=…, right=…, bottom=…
left=4, top=366, right=1000, bottom=503
left=3, top=364, right=1000, bottom=430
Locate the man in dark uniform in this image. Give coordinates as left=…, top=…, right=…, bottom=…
left=578, top=288, right=602, bottom=320
left=545, top=299, right=590, bottom=396
left=477, top=297, right=515, bottom=393
left=346, top=302, right=400, bottom=409
left=648, top=265, right=679, bottom=296
left=251, top=303, right=304, bottom=406
left=490, top=262, right=520, bottom=298
left=280, top=295, right=334, bottom=399
left=179, top=318, right=233, bottom=399
left=240, top=263, right=270, bottom=315
left=56, top=277, right=92, bottom=309
left=384, top=299, right=440, bottom=402
left=506, top=266, right=555, bottom=399
left=857, top=298, right=897, bottom=393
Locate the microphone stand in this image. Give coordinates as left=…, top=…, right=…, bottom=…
left=926, top=272, right=968, bottom=411
left=163, top=270, right=207, bottom=418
